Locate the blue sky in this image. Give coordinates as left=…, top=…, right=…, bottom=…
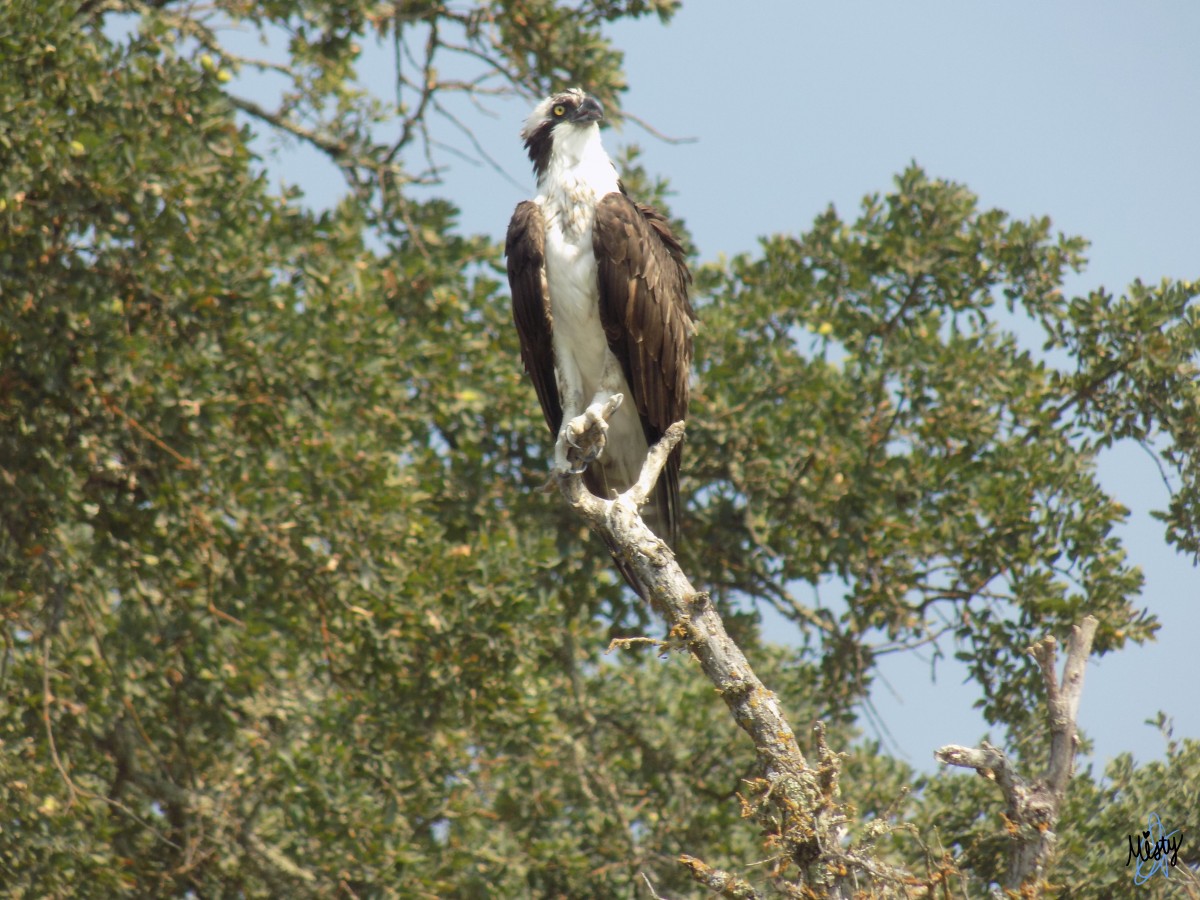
left=261, top=3, right=1200, bottom=771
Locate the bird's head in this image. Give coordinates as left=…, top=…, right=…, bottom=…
left=520, top=88, right=606, bottom=180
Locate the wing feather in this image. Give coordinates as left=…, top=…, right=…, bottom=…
left=505, top=201, right=560, bottom=437
left=593, top=194, right=695, bottom=547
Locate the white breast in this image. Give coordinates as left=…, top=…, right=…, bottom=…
left=542, top=205, right=605, bottom=383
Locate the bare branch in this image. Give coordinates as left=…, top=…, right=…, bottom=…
left=935, top=615, right=1099, bottom=891
left=556, top=419, right=823, bottom=838
left=640, top=872, right=669, bottom=900
left=229, top=95, right=350, bottom=162
left=42, top=635, right=80, bottom=809
left=1032, top=616, right=1099, bottom=801
left=553, top=415, right=931, bottom=895
left=390, top=18, right=440, bottom=161
left=629, top=421, right=684, bottom=506
left=623, top=109, right=699, bottom=145
left=759, top=578, right=840, bottom=637
left=429, top=97, right=527, bottom=192
left=934, top=741, right=1025, bottom=801
left=871, top=621, right=956, bottom=656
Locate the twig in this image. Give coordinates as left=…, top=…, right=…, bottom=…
left=42, top=635, right=79, bottom=809
left=96, top=389, right=196, bottom=470
left=605, top=636, right=664, bottom=654
left=390, top=17, right=439, bottom=161
left=430, top=97, right=527, bottom=191
left=640, top=872, right=672, bottom=900
left=623, top=109, right=699, bottom=145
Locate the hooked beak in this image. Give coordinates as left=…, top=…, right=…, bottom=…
left=570, top=96, right=604, bottom=124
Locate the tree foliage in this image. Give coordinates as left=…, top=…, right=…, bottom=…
left=2, top=0, right=1197, bottom=896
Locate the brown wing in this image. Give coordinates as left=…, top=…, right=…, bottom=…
left=505, top=201, right=560, bottom=436
left=593, top=193, right=695, bottom=547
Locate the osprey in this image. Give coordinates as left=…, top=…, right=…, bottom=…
left=505, top=88, right=694, bottom=550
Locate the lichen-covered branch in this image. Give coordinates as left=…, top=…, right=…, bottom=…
left=555, top=416, right=928, bottom=896
left=679, top=855, right=762, bottom=899
left=935, top=615, right=1099, bottom=890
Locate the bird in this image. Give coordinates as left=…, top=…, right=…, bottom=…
left=505, top=88, right=695, bottom=559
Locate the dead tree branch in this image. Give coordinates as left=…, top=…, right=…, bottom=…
left=557, top=424, right=811, bottom=779
left=554, top=414, right=932, bottom=896
left=935, top=615, right=1099, bottom=891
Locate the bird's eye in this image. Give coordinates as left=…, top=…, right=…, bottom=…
left=553, top=104, right=566, bottom=117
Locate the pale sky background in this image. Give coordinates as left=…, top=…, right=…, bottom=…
left=258, top=3, right=1200, bottom=772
